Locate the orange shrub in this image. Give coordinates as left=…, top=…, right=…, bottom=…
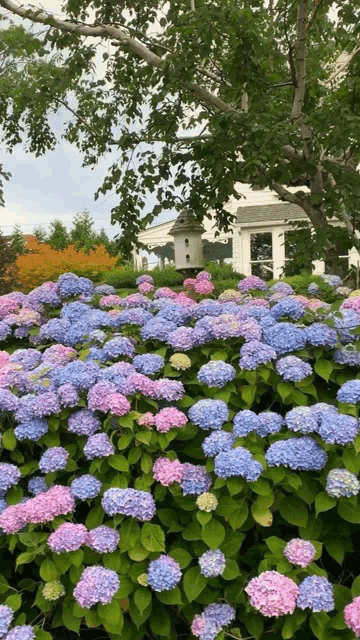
left=15, top=239, right=118, bottom=291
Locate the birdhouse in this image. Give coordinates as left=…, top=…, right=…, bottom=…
left=169, top=209, right=205, bottom=272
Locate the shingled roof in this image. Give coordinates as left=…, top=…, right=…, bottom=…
left=236, top=202, right=306, bottom=224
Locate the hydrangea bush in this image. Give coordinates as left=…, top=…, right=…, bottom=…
left=0, top=270, right=360, bottom=639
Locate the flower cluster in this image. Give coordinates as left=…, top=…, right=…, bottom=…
left=101, top=488, right=156, bottom=521
left=246, top=571, right=299, bottom=617
left=73, top=566, right=119, bottom=608
left=191, top=604, right=235, bottom=640
left=283, top=539, right=316, bottom=567
left=147, top=555, right=182, bottom=591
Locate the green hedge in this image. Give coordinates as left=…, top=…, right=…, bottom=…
left=270, top=274, right=338, bottom=303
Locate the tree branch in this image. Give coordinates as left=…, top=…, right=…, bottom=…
left=0, top=0, right=240, bottom=115
left=328, top=45, right=360, bottom=84
left=291, top=0, right=307, bottom=121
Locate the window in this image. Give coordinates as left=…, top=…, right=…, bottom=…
left=250, top=232, right=273, bottom=280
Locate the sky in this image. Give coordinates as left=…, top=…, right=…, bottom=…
left=0, top=0, right=178, bottom=241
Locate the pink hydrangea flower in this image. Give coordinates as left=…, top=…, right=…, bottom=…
left=247, top=298, right=269, bottom=308
left=154, top=407, right=188, bottom=433
left=184, top=278, right=196, bottom=290
left=153, top=287, right=178, bottom=300
left=176, top=292, right=197, bottom=307
left=0, top=485, right=75, bottom=534
left=191, top=615, right=205, bottom=637
left=194, top=280, right=214, bottom=295
left=106, top=393, right=131, bottom=416
left=245, top=570, right=299, bottom=617
left=137, top=412, right=156, bottom=426
left=0, top=297, right=20, bottom=320
left=99, top=295, right=123, bottom=308
left=344, top=597, right=360, bottom=637
left=284, top=539, right=316, bottom=567
left=138, top=282, right=154, bottom=294
left=152, top=458, right=184, bottom=485
left=238, top=276, right=267, bottom=293
left=48, top=523, right=88, bottom=553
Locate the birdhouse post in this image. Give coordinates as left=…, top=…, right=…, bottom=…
left=168, top=209, right=205, bottom=275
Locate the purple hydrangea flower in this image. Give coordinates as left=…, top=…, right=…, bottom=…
left=239, top=341, right=277, bottom=370
left=94, top=284, right=116, bottom=295
left=73, top=566, right=119, bottom=608
left=180, top=464, right=212, bottom=495
left=297, top=576, right=334, bottom=612
left=47, top=522, right=88, bottom=553
left=197, top=361, right=236, bottom=388
left=167, top=327, right=195, bottom=351
left=111, top=308, right=152, bottom=327
left=71, top=475, right=102, bottom=500
left=0, top=389, right=19, bottom=412
left=188, top=399, right=228, bottom=430
left=102, top=488, right=156, bottom=521
left=147, top=555, right=181, bottom=591
left=9, top=349, right=42, bottom=371
left=284, top=539, right=316, bottom=568
left=28, top=476, right=47, bottom=495
left=154, top=379, right=184, bottom=401
left=199, top=550, right=226, bottom=577
left=68, top=409, right=101, bottom=436
left=214, top=448, right=263, bottom=482
left=39, top=447, right=69, bottom=473
left=84, top=433, right=114, bottom=460
left=5, top=626, right=35, bottom=640
left=51, top=360, right=101, bottom=391
left=0, top=463, right=20, bottom=493
left=0, top=605, right=14, bottom=637
left=238, top=276, right=267, bottom=292
left=276, top=356, right=312, bottom=381
left=57, top=384, right=79, bottom=407
left=140, top=319, right=177, bottom=342
left=86, top=526, right=119, bottom=553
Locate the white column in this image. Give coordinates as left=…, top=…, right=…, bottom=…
left=313, top=259, right=325, bottom=275
left=241, top=230, right=251, bottom=276
left=231, top=229, right=243, bottom=273
left=349, top=233, right=360, bottom=267
left=273, top=230, right=285, bottom=279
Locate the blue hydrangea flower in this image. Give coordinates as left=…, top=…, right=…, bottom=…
left=276, top=356, right=312, bottom=381
left=239, top=341, right=277, bottom=370
left=265, top=437, right=327, bottom=471
left=322, top=274, right=341, bottom=288
left=86, top=347, right=108, bottom=363
left=199, top=550, right=226, bottom=577
left=308, top=282, right=320, bottom=295
left=263, top=323, right=307, bottom=355
left=256, top=412, right=284, bottom=437
left=0, top=321, right=12, bottom=341
left=28, top=476, right=47, bottom=495
left=0, top=463, right=20, bottom=493
left=14, top=419, right=48, bottom=442
left=68, top=409, right=101, bottom=436
left=102, top=488, right=156, bottom=521
left=332, top=309, right=360, bottom=343
left=71, top=475, right=102, bottom=500
left=333, top=346, right=360, bottom=366
left=60, top=301, right=90, bottom=323
left=197, top=361, right=236, bottom=388
left=285, top=407, right=318, bottom=434
left=0, top=604, right=14, bottom=637
left=132, top=354, right=165, bottom=375
left=5, top=625, right=35, bottom=640
left=192, top=300, right=222, bottom=320
left=214, top=447, right=263, bottom=482
left=297, top=576, right=334, bottom=612
left=14, top=394, right=38, bottom=423
left=270, top=298, right=305, bottom=321
left=311, top=402, right=337, bottom=422
left=270, top=282, right=294, bottom=296
left=38, top=318, right=71, bottom=344
left=147, top=555, right=182, bottom=591
left=167, top=327, right=195, bottom=351
left=94, top=284, right=116, bottom=295
left=140, top=319, right=177, bottom=342
left=337, top=380, right=360, bottom=404
left=0, top=498, right=7, bottom=514
left=88, top=329, right=107, bottom=344
left=111, top=308, right=152, bottom=328
left=56, top=272, right=93, bottom=298
left=103, top=336, right=135, bottom=359
left=39, top=447, right=69, bottom=473
left=202, top=431, right=236, bottom=457
left=318, top=413, right=358, bottom=444
left=325, top=468, right=360, bottom=498
left=157, top=303, right=192, bottom=326
left=188, top=400, right=228, bottom=430
left=203, top=604, right=236, bottom=634
left=14, top=328, right=29, bottom=339
left=180, top=464, right=212, bottom=495
left=51, top=361, right=101, bottom=390
left=233, top=410, right=260, bottom=437
left=304, top=323, right=337, bottom=347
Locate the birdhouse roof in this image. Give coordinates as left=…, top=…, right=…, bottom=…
left=169, top=209, right=205, bottom=235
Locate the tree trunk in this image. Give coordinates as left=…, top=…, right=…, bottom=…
left=324, top=247, right=344, bottom=277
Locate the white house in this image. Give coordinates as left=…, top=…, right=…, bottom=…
left=135, top=184, right=360, bottom=278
